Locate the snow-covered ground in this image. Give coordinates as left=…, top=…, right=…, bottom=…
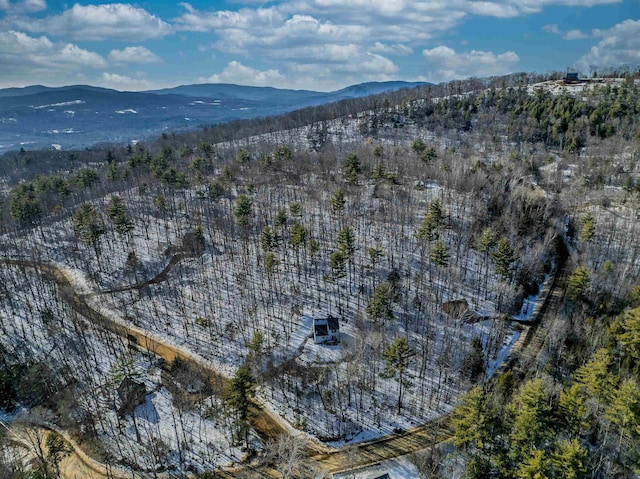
left=486, top=330, right=520, bottom=379
left=0, top=155, right=552, bottom=470
left=0, top=264, right=242, bottom=473
left=512, top=270, right=554, bottom=322
left=527, top=78, right=624, bottom=97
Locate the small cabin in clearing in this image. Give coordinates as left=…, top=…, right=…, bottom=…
left=313, top=315, right=340, bottom=344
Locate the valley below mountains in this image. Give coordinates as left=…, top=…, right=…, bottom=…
left=0, top=81, right=427, bottom=153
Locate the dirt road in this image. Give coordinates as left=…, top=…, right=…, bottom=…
left=311, top=417, right=453, bottom=474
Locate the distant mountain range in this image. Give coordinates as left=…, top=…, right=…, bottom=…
left=0, top=81, right=428, bottom=153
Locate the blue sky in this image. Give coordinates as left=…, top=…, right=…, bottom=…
left=0, top=0, right=638, bottom=91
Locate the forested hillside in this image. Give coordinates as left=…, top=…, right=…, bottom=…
left=1, top=70, right=640, bottom=478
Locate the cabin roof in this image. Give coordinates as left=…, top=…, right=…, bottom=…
left=314, top=323, right=329, bottom=337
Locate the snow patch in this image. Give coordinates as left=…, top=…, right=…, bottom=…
left=485, top=330, right=520, bottom=379
left=33, top=100, right=85, bottom=109
left=189, top=101, right=221, bottom=106
left=44, top=128, right=75, bottom=135
left=512, top=270, right=554, bottom=322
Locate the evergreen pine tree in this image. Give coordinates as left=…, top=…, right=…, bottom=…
left=225, top=364, right=256, bottom=447
left=9, top=183, right=42, bottom=225
left=411, top=139, right=426, bottom=155
left=261, top=226, right=277, bottom=252
left=605, top=378, right=640, bottom=445
left=366, top=282, right=397, bottom=323
left=329, top=250, right=347, bottom=279
left=343, top=153, right=361, bottom=184
left=516, top=449, right=549, bottom=479
left=275, top=208, right=288, bottom=227
left=429, top=240, right=450, bottom=267
left=476, top=227, right=496, bottom=254
left=337, top=226, right=356, bottom=260
left=567, top=265, right=590, bottom=301
left=72, top=203, right=105, bottom=250
left=451, top=386, right=489, bottom=451
left=574, top=348, right=615, bottom=403
left=289, top=201, right=302, bottom=217
left=550, top=439, right=587, bottom=479
left=558, top=384, right=589, bottom=437
left=233, top=195, right=252, bottom=227
left=106, top=160, right=121, bottom=182
left=613, top=307, right=640, bottom=372
left=493, top=237, right=515, bottom=280
left=331, top=188, right=346, bottom=215
left=508, top=379, right=552, bottom=456
left=107, top=195, right=134, bottom=235
left=372, top=161, right=386, bottom=181
left=579, top=211, right=596, bottom=244
left=381, top=337, right=415, bottom=414
left=290, top=222, right=307, bottom=249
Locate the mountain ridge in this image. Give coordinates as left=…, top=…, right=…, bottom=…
left=0, top=80, right=429, bottom=152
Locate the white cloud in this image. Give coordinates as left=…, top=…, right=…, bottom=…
left=172, top=0, right=622, bottom=89
left=55, top=43, right=107, bottom=69
left=467, top=2, right=522, bottom=18
left=543, top=23, right=589, bottom=40
left=0, top=30, right=108, bottom=87
left=0, top=29, right=50, bottom=53
left=108, top=46, right=162, bottom=65
left=174, top=2, right=458, bottom=49
left=0, top=30, right=106, bottom=70
left=216, top=15, right=369, bottom=56
left=422, top=45, right=519, bottom=81
left=468, top=0, right=621, bottom=18
left=542, top=24, right=561, bottom=35
left=175, top=2, right=414, bottom=89
left=0, top=0, right=46, bottom=12
left=201, top=61, right=286, bottom=86
left=286, top=52, right=400, bottom=89
left=101, top=72, right=152, bottom=89
left=173, top=0, right=616, bottom=76
left=21, top=0, right=45, bottom=11
left=577, top=19, right=640, bottom=72
left=564, top=29, right=589, bottom=40
left=0, top=0, right=628, bottom=90
left=287, top=51, right=398, bottom=75
left=370, top=42, right=413, bottom=56
left=346, top=52, right=398, bottom=75
left=14, top=3, right=172, bottom=41
left=175, top=2, right=284, bottom=33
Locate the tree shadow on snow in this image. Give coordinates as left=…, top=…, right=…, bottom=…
left=134, top=393, right=160, bottom=424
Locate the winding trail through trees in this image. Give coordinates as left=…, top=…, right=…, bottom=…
left=0, top=239, right=569, bottom=477
left=84, top=250, right=200, bottom=297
